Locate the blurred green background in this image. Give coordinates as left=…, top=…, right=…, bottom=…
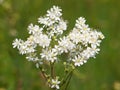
left=0, top=0, right=120, bottom=90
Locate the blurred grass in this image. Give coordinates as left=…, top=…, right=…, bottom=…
left=0, top=0, right=120, bottom=90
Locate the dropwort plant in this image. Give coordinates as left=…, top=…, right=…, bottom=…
left=12, top=6, right=105, bottom=90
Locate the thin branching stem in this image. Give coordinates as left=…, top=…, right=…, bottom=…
left=39, top=66, right=47, bottom=81
left=60, top=70, right=73, bottom=87
left=50, top=62, right=55, bottom=78
left=64, top=71, right=73, bottom=90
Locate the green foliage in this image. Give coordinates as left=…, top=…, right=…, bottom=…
left=0, top=0, right=120, bottom=90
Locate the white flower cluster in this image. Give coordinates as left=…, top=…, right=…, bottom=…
left=12, top=5, right=105, bottom=68
left=12, top=6, right=104, bottom=89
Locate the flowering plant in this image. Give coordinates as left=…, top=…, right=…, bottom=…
left=12, top=6, right=104, bottom=90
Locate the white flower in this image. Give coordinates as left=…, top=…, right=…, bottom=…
left=72, top=55, right=87, bottom=66
left=26, top=56, right=39, bottom=61
left=38, top=17, right=54, bottom=26
left=27, top=35, right=36, bottom=46
left=38, top=17, right=48, bottom=25
left=18, top=41, right=36, bottom=55
left=98, top=31, right=105, bottom=39
left=12, top=39, right=23, bottom=49
left=88, top=31, right=101, bottom=47
left=34, top=34, right=51, bottom=48
left=81, top=24, right=90, bottom=31
left=68, top=28, right=81, bottom=44
left=40, top=48, right=57, bottom=62
left=28, top=23, right=43, bottom=35
left=38, top=6, right=62, bottom=26
left=50, top=78, right=60, bottom=89
left=81, top=46, right=100, bottom=59
left=58, top=37, right=75, bottom=53
left=46, top=19, right=67, bottom=37
left=47, top=6, right=62, bottom=21
left=75, top=17, right=90, bottom=32
left=55, top=19, right=67, bottom=35
left=76, top=17, right=86, bottom=25
left=75, top=17, right=86, bottom=28
left=80, top=30, right=91, bottom=46
left=91, top=45, right=100, bottom=54
left=26, top=53, right=39, bottom=61
left=13, top=37, right=36, bottom=55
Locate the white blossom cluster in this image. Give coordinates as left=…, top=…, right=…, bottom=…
left=12, top=6, right=104, bottom=89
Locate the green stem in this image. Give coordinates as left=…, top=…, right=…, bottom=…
left=60, top=70, right=73, bottom=87
left=39, top=66, right=47, bottom=81
left=64, top=71, right=73, bottom=90
left=50, top=62, right=55, bottom=78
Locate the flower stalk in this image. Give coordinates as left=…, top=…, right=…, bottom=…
left=50, top=62, right=55, bottom=78
left=39, top=66, right=48, bottom=81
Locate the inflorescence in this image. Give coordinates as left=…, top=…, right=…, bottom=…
left=12, top=6, right=104, bottom=89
